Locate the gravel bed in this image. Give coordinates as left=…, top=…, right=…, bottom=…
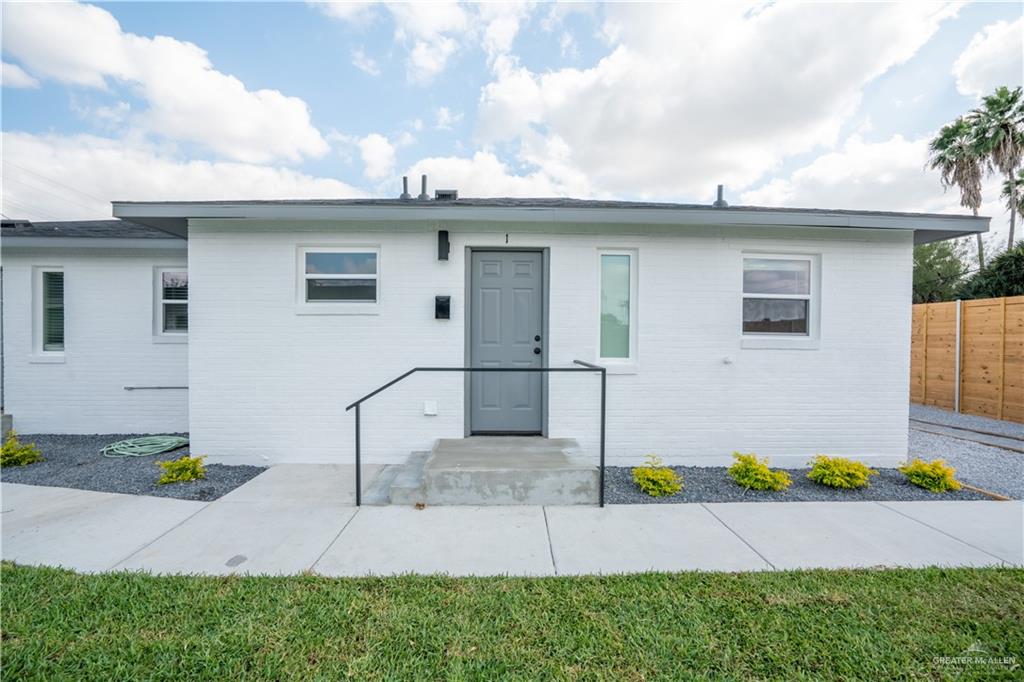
left=909, top=429, right=1023, bottom=499
left=910, top=404, right=1024, bottom=439
left=1, top=434, right=265, bottom=501
left=605, top=465, right=993, bottom=504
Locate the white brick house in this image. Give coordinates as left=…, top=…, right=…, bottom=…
left=2, top=191, right=987, bottom=469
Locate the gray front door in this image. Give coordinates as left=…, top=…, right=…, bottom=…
left=470, top=250, right=544, bottom=434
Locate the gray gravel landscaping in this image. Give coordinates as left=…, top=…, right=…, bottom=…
left=909, top=429, right=1022, bottom=500
left=1, top=434, right=264, bottom=501
left=605, top=465, right=992, bottom=504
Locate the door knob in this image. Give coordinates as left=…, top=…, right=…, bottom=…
left=534, top=335, right=541, bottom=342
left=533, top=347, right=541, bottom=355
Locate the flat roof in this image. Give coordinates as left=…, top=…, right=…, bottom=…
left=1, top=219, right=186, bottom=249
left=112, top=197, right=989, bottom=244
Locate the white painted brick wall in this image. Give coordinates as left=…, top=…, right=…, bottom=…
left=1, top=246, right=189, bottom=434
left=188, top=220, right=913, bottom=468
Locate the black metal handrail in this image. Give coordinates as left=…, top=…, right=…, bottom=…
left=345, top=360, right=607, bottom=507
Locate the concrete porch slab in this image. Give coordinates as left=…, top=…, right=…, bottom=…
left=1, top=483, right=206, bottom=572
left=420, top=437, right=598, bottom=505
left=877, top=501, right=1023, bottom=566
left=313, top=506, right=554, bottom=576
left=705, top=501, right=1007, bottom=570
left=545, top=504, right=771, bottom=574
left=216, top=463, right=381, bottom=505
left=116, top=499, right=357, bottom=575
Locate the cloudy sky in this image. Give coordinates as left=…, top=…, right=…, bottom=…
left=1, top=1, right=1021, bottom=249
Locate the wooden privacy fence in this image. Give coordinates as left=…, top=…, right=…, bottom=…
left=910, top=295, right=1024, bottom=423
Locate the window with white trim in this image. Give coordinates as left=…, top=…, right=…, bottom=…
left=40, top=269, right=65, bottom=352
left=302, top=248, right=379, bottom=302
left=598, top=250, right=637, bottom=362
left=742, top=256, right=812, bottom=335
left=158, top=269, right=188, bottom=334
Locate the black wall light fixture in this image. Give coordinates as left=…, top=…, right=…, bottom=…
left=437, top=230, right=450, bottom=261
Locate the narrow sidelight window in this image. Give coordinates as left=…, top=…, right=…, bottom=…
left=160, top=270, right=189, bottom=333
left=42, top=270, right=65, bottom=351
left=599, top=252, right=635, bottom=361
left=303, top=250, right=378, bottom=302
left=742, top=257, right=812, bottom=335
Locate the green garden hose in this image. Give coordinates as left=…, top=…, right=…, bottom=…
left=101, top=436, right=189, bottom=458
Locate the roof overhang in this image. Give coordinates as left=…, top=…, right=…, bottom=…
left=112, top=201, right=989, bottom=245
left=2, top=236, right=186, bottom=250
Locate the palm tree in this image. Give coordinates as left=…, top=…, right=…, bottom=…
left=928, top=117, right=985, bottom=266
left=971, top=86, right=1024, bottom=248
left=1001, top=169, right=1024, bottom=223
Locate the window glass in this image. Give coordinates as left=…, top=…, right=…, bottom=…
left=160, top=270, right=188, bottom=333
left=302, top=250, right=379, bottom=303
left=306, top=279, right=377, bottom=301
left=743, top=299, right=808, bottom=334
left=42, top=271, right=64, bottom=351
left=743, top=258, right=810, bottom=295
left=306, top=252, right=377, bottom=275
left=600, top=254, right=631, bottom=359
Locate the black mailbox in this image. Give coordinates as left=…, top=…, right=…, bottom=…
left=435, top=295, right=451, bottom=319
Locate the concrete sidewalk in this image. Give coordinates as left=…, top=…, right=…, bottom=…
left=2, top=468, right=1021, bottom=576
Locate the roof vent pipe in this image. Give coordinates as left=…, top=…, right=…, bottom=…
left=712, top=184, right=728, bottom=208
left=417, top=174, right=430, bottom=201
left=399, top=176, right=411, bottom=200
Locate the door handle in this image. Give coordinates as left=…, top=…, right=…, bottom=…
left=533, top=347, right=541, bottom=355
left=534, top=335, right=541, bottom=342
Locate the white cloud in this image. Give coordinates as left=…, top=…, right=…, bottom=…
left=0, top=131, right=365, bottom=221
left=559, top=31, right=578, bottom=59
left=351, top=47, right=381, bottom=76
left=311, top=1, right=378, bottom=24
left=358, top=133, right=396, bottom=180
left=405, top=150, right=591, bottom=198
left=1, top=61, right=39, bottom=88
left=318, top=1, right=534, bottom=83
left=2, top=2, right=328, bottom=163
left=952, top=18, right=1023, bottom=99
left=476, top=2, right=960, bottom=199
left=740, top=133, right=1009, bottom=247
left=435, top=106, right=464, bottom=130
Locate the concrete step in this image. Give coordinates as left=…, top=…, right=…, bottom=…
left=388, top=451, right=430, bottom=506
left=361, top=464, right=402, bottom=506
left=421, top=437, right=597, bottom=505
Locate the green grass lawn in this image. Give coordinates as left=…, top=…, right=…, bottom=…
left=2, top=563, right=1022, bottom=680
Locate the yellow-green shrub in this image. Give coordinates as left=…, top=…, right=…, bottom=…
left=899, top=458, right=961, bottom=493
left=727, top=452, right=792, bottom=491
left=807, top=455, right=878, bottom=489
left=158, top=455, right=207, bottom=485
left=0, top=431, right=43, bottom=468
left=632, top=455, right=683, bottom=497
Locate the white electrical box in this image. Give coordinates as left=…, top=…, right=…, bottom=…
left=423, top=400, right=438, bottom=416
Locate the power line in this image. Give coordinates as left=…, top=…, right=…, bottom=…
left=1, top=159, right=108, bottom=204
left=3, top=175, right=102, bottom=215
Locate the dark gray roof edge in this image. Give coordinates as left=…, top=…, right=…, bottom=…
left=111, top=197, right=991, bottom=222
left=1, top=219, right=184, bottom=240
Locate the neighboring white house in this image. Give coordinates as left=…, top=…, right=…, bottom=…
left=1, top=220, right=189, bottom=434
left=2, top=189, right=988, bottom=469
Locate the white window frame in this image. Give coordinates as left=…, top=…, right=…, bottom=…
left=296, top=245, right=381, bottom=315
left=32, top=266, right=65, bottom=360
left=740, top=252, right=821, bottom=350
left=154, top=266, right=188, bottom=342
left=596, top=248, right=639, bottom=368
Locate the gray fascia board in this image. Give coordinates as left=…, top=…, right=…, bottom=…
left=112, top=201, right=989, bottom=237
left=2, top=237, right=186, bottom=250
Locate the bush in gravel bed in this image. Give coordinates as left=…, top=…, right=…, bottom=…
left=158, top=455, right=207, bottom=485
left=807, top=455, right=878, bottom=489
left=0, top=431, right=43, bottom=468
left=632, top=455, right=683, bottom=497
left=899, top=458, right=961, bottom=493
left=727, top=453, right=791, bottom=491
